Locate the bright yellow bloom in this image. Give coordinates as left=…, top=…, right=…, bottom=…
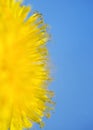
left=0, top=0, right=54, bottom=130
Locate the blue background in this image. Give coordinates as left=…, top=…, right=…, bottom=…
left=24, top=0, right=93, bottom=130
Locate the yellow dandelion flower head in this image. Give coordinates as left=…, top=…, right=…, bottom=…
left=0, top=0, right=54, bottom=129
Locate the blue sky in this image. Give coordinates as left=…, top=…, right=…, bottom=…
left=24, top=0, right=93, bottom=130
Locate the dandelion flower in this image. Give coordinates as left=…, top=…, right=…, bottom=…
left=0, top=0, right=54, bottom=130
